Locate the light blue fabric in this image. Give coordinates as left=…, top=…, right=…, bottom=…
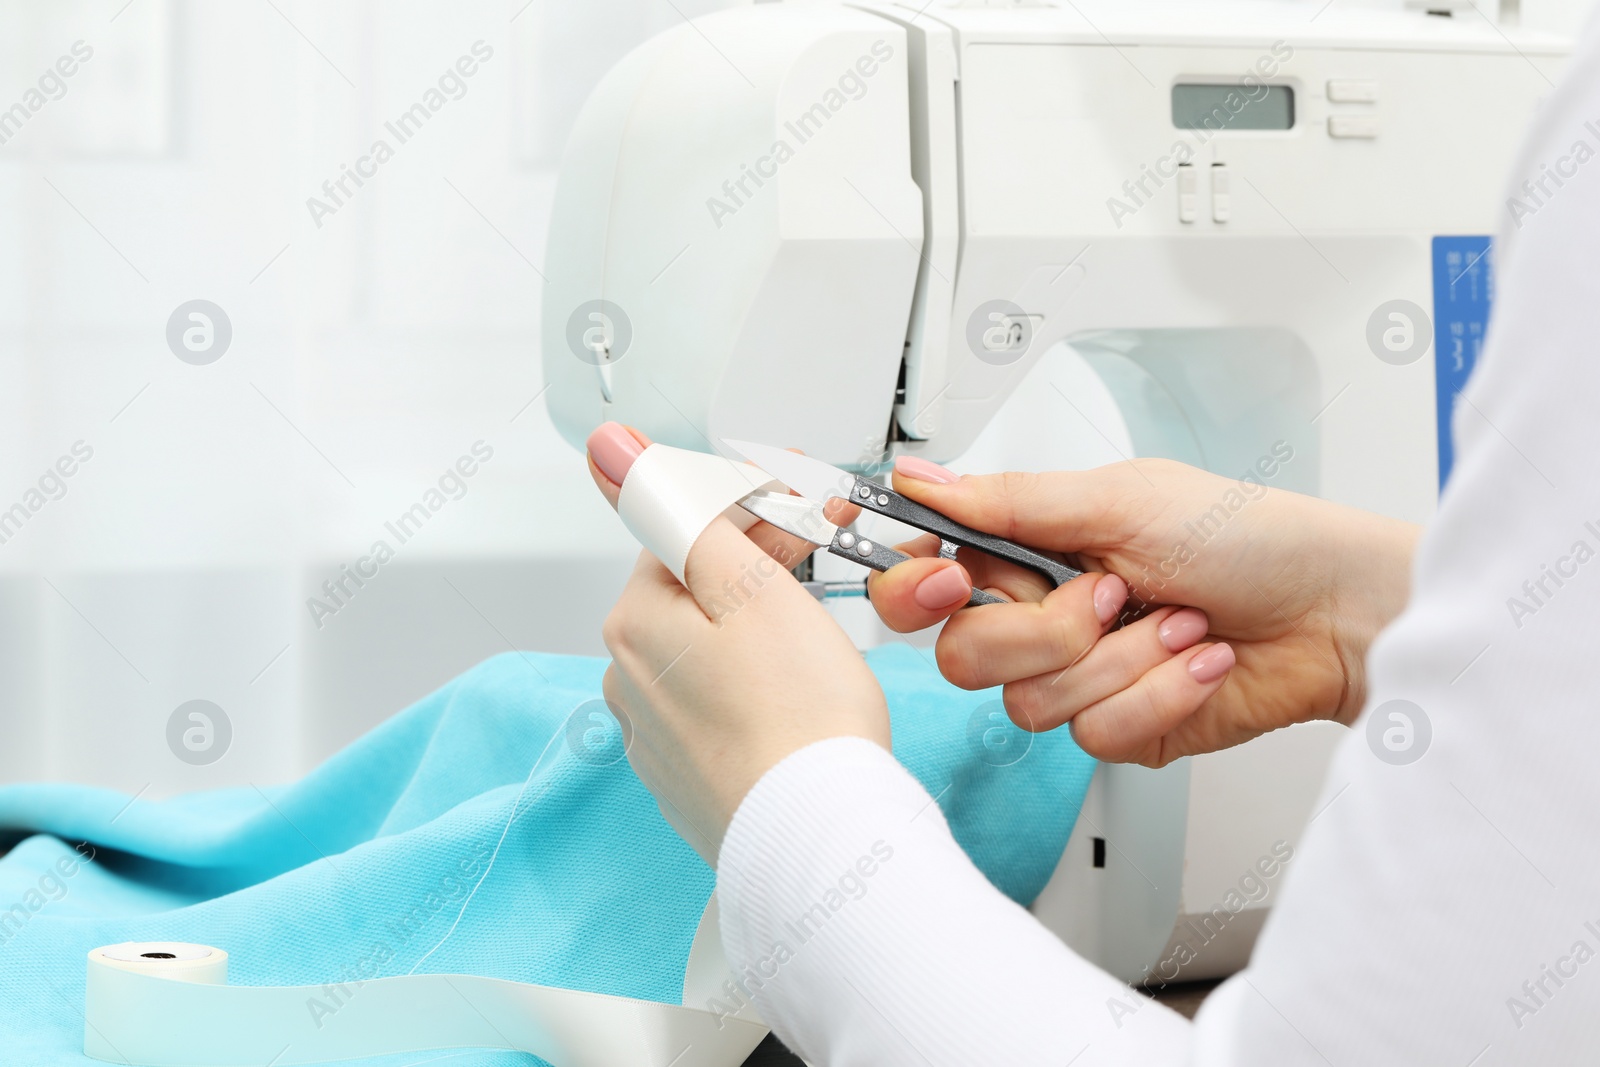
left=0, top=647, right=1094, bottom=1066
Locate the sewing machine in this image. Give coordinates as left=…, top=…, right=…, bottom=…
left=541, top=0, right=1567, bottom=984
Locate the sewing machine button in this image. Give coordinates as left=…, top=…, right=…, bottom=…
left=1327, top=79, right=1379, bottom=103
left=1211, top=165, right=1231, bottom=223
left=1328, top=114, right=1379, bottom=139
left=1177, top=164, right=1197, bottom=223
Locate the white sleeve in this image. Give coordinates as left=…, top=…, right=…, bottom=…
left=717, top=27, right=1600, bottom=1067
left=716, top=736, right=1191, bottom=1067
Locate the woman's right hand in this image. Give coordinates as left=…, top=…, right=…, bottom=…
left=866, top=455, right=1419, bottom=766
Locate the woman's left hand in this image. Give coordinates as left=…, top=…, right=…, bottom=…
left=588, top=424, right=892, bottom=865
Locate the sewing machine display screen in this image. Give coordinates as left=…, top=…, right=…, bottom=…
left=1171, top=84, right=1294, bottom=131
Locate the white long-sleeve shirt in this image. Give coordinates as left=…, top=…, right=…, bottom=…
left=715, top=20, right=1600, bottom=1067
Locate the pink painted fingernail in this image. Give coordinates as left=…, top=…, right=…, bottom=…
left=1187, top=644, right=1236, bottom=685
left=587, top=422, right=645, bottom=485
left=1159, top=608, right=1209, bottom=653
left=894, top=456, right=959, bottom=485
left=1093, top=574, right=1127, bottom=626
left=914, top=565, right=972, bottom=610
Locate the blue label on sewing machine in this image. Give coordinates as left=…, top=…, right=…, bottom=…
left=1431, top=236, right=1494, bottom=491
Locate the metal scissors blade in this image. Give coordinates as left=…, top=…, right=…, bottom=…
left=736, top=490, right=837, bottom=549
left=722, top=440, right=857, bottom=504
left=737, top=490, right=1003, bottom=607
left=725, top=440, right=1082, bottom=591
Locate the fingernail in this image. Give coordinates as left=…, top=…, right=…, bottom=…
left=1093, top=574, right=1127, bottom=625
left=894, top=456, right=959, bottom=485
left=587, top=422, right=645, bottom=485
left=1187, top=644, right=1236, bottom=685
left=914, top=565, right=972, bottom=610
left=1159, top=608, right=1209, bottom=652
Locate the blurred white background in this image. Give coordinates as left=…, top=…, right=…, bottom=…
left=0, top=0, right=1591, bottom=796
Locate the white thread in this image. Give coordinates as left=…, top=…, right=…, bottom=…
left=407, top=725, right=568, bottom=976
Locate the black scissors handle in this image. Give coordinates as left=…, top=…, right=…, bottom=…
left=827, top=527, right=1005, bottom=607
left=843, top=475, right=1082, bottom=589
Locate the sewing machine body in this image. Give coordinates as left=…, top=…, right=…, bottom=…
left=542, top=0, right=1566, bottom=982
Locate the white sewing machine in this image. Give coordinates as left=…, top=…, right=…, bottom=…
left=541, top=0, right=1567, bottom=984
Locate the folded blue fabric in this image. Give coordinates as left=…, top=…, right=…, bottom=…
left=0, top=646, right=1093, bottom=1066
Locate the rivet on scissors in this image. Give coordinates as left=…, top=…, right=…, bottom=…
left=876, top=494, right=889, bottom=506
left=858, top=486, right=871, bottom=499
left=838, top=532, right=857, bottom=549
left=857, top=541, right=874, bottom=557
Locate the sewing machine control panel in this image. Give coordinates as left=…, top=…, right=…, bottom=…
left=955, top=40, right=1516, bottom=237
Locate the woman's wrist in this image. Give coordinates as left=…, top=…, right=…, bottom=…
left=1321, top=502, right=1421, bottom=723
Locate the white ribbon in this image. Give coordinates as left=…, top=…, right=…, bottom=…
left=85, top=898, right=768, bottom=1066
left=615, top=444, right=780, bottom=583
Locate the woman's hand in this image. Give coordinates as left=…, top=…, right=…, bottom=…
left=867, top=456, right=1419, bottom=767
left=587, top=424, right=889, bottom=865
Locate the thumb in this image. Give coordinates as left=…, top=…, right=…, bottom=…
left=889, top=458, right=1151, bottom=554
left=681, top=515, right=817, bottom=623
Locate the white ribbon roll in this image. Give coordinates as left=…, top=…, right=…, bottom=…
left=84, top=937, right=768, bottom=1066
left=615, top=445, right=781, bottom=583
